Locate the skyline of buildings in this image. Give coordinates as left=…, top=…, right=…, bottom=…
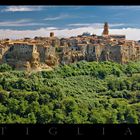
left=1, top=22, right=140, bottom=71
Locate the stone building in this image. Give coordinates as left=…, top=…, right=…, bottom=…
left=50, top=32, right=54, bottom=37
left=102, top=22, right=109, bottom=36
left=44, top=46, right=58, bottom=66
left=110, top=35, right=126, bottom=40
left=2, top=42, right=40, bottom=70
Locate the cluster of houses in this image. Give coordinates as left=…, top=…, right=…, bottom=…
left=0, top=22, right=140, bottom=70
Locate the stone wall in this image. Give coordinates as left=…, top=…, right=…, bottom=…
left=2, top=43, right=40, bottom=70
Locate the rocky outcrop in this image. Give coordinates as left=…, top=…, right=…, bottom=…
left=15, top=61, right=31, bottom=71
left=30, top=51, right=40, bottom=69
left=45, top=54, right=58, bottom=66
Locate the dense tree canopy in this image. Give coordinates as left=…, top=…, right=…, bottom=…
left=0, top=61, right=140, bottom=124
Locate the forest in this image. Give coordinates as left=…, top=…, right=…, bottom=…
left=0, top=61, right=140, bottom=124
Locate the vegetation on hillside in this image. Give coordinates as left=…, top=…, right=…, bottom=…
left=0, top=61, right=140, bottom=124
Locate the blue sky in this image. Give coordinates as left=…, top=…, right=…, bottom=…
left=0, top=6, right=140, bottom=40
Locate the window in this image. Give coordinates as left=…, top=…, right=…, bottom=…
left=5, top=53, right=10, bottom=59
left=92, top=47, right=95, bottom=52
left=9, top=46, right=14, bottom=52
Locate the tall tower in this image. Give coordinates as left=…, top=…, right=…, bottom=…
left=102, top=22, right=109, bottom=36
left=50, top=32, right=54, bottom=37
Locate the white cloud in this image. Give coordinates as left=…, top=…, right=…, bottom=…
left=68, top=23, right=91, bottom=27
left=110, top=23, right=125, bottom=27
left=0, top=27, right=140, bottom=41
left=109, top=28, right=140, bottom=40
left=0, top=19, right=45, bottom=27
left=44, top=14, right=69, bottom=21
left=68, top=23, right=125, bottom=28
left=45, top=27, right=58, bottom=30
left=2, top=6, right=44, bottom=12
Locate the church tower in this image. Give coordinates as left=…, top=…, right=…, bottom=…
left=50, top=32, right=54, bottom=37
left=102, top=22, right=109, bottom=36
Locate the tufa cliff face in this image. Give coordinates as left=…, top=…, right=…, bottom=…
left=0, top=40, right=60, bottom=70
left=1, top=42, right=41, bottom=70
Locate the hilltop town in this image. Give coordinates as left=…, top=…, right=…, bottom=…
left=0, top=22, right=140, bottom=71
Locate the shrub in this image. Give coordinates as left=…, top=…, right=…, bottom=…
left=0, top=63, right=12, bottom=72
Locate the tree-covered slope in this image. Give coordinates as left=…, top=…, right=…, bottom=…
left=1, top=61, right=140, bottom=124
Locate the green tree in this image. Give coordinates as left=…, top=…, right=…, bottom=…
left=0, top=63, right=12, bottom=72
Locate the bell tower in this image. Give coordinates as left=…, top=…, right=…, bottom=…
left=102, top=22, right=109, bottom=36
left=50, top=32, right=54, bottom=37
